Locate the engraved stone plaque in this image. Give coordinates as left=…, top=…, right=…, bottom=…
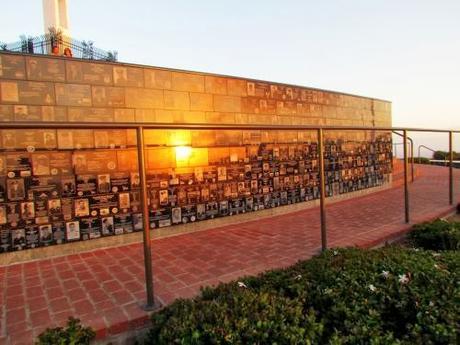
left=81, top=151, right=118, bottom=173
left=144, top=69, right=172, bottom=89
left=92, top=86, right=125, bottom=107
left=66, top=61, right=113, bottom=85
left=113, top=66, right=144, bottom=87
left=18, top=81, right=54, bottom=105
left=0, top=105, right=14, bottom=121
left=68, top=107, right=113, bottom=122
left=116, top=149, right=138, bottom=172
left=72, top=130, right=95, bottom=149
left=13, top=105, right=42, bottom=121
left=55, top=83, right=91, bottom=106
left=41, top=106, right=67, bottom=122
left=0, top=81, right=19, bottom=102
left=0, top=55, right=26, bottom=79
left=26, top=57, right=65, bottom=82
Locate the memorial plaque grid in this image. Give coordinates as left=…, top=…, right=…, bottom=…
left=0, top=128, right=392, bottom=253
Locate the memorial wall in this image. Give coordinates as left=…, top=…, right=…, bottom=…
left=0, top=52, right=392, bottom=253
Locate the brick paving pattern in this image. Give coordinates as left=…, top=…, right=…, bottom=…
left=0, top=164, right=458, bottom=345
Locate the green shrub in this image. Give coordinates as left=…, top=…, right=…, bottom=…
left=146, top=247, right=459, bottom=344
left=36, top=317, right=95, bottom=345
left=415, top=157, right=430, bottom=164
left=409, top=219, right=460, bottom=250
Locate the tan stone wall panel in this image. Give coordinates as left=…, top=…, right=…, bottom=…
left=190, top=92, right=213, bottom=111
left=92, top=86, right=125, bottom=107
left=171, top=72, right=204, bottom=92
left=183, top=111, right=206, bottom=123
left=213, top=95, right=241, bottom=113
left=66, top=61, right=113, bottom=85
left=135, top=109, right=156, bottom=123
left=205, top=76, right=227, bottom=94
left=55, top=83, right=91, bottom=106
left=26, top=56, right=65, bottom=82
left=205, top=112, right=235, bottom=124
left=144, top=69, right=172, bottom=89
left=125, top=88, right=163, bottom=108
left=114, top=108, right=135, bottom=122
left=163, top=90, right=190, bottom=110
left=227, top=79, right=247, bottom=96
left=0, top=55, right=26, bottom=79
left=113, top=66, right=144, bottom=87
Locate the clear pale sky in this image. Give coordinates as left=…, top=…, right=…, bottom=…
left=2, top=0, right=459, bottom=155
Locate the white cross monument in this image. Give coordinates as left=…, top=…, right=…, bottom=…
left=42, top=0, right=70, bottom=38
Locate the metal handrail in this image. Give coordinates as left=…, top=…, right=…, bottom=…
left=0, top=121, right=458, bottom=132
left=392, top=131, right=414, bottom=182
left=0, top=121, right=456, bottom=309
left=418, top=144, right=448, bottom=165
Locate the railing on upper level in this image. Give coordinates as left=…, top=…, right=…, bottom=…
left=0, top=34, right=117, bottom=62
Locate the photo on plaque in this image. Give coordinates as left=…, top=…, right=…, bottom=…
left=2, top=131, right=16, bottom=149
left=171, top=207, right=182, bottom=224
left=194, top=167, right=204, bottom=182
left=61, top=176, right=76, bottom=196
left=97, top=174, right=111, bottom=194
left=0, top=205, right=6, bottom=224
left=219, top=200, right=229, bottom=216
left=132, top=213, right=143, bottom=231
left=7, top=178, right=25, bottom=201
left=0, top=156, right=6, bottom=175
left=39, top=224, right=53, bottom=245
left=101, top=216, right=114, bottom=235
left=130, top=172, right=140, bottom=189
left=11, top=228, right=26, bottom=250
left=217, top=166, right=227, bottom=181
left=159, top=189, right=169, bottom=206
left=65, top=221, right=80, bottom=241
left=32, top=154, right=51, bottom=176
left=43, top=131, right=57, bottom=149
left=74, top=198, right=90, bottom=217
left=196, top=203, right=206, bottom=220
left=52, top=222, right=66, bottom=244
left=47, top=199, right=61, bottom=215
left=20, top=202, right=35, bottom=219
left=118, top=192, right=131, bottom=209
left=73, top=153, right=87, bottom=173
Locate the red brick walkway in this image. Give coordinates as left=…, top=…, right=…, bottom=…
left=0, top=164, right=458, bottom=345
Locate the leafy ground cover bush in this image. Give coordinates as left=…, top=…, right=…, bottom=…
left=36, top=317, right=95, bottom=345
left=409, top=219, right=460, bottom=250
left=146, top=247, right=459, bottom=344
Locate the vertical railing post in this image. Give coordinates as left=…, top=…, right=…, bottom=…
left=317, top=128, right=327, bottom=251
left=136, top=126, right=155, bottom=309
left=449, top=131, right=453, bottom=205
left=403, top=130, right=410, bottom=223
left=410, top=138, right=414, bottom=182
